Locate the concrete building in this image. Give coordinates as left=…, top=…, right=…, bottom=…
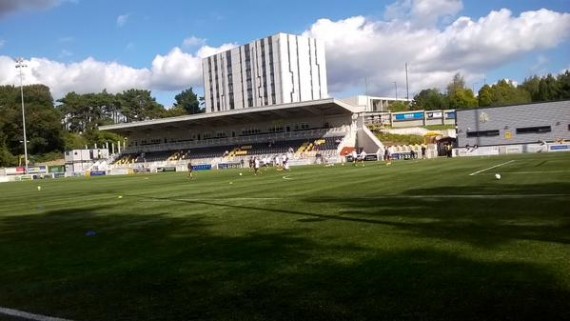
left=456, top=100, right=570, bottom=147
left=202, top=33, right=328, bottom=113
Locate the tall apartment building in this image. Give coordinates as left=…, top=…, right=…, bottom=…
left=202, top=33, right=328, bottom=113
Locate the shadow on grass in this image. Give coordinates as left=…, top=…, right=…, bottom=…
left=305, top=182, right=570, bottom=247
left=0, top=204, right=569, bottom=321
left=138, top=184, right=570, bottom=248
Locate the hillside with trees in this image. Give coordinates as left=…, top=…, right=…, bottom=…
left=0, top=86, right=203, bottom=167
left=410, top=71, right=570, bottom=111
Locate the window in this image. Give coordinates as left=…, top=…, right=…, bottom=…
left=516, top=126, right=551, bottom=134
left=466, top=130, right=500, bottom=138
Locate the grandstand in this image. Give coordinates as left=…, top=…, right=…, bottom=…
left=99, top=98, right=377, bottom=170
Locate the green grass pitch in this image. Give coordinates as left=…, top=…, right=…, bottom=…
left=1, top=153, right=569, bottom=321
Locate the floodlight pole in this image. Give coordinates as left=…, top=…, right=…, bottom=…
left=16, top=58, right=29, bottom=175
left=405, top=62, right=409, bottom=100
left=393, top=81, right=398, bottom=100
left=472, top=82, right=479, bottom=95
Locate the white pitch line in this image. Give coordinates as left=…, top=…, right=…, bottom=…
left=178, top=197, right=283, bottom=201
left=138, top=194, right=570, bottom=202
left=0, top=306, right=73, bottom=321
left=140, top=197, right=283, bottom=202
left=282, top=176, right=293, bottom=180
left=469, top=160, right=516, bottom=176
left=349, top=194, right=570, bottom=199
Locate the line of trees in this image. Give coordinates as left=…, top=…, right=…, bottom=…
left=409, top=71, right=570, bottom=111
left=1, top=71, right=569, bottom=167
left=0, top=86, right=203, bottom=167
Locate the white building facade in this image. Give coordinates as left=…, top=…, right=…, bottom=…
left=202, top=33, right=328, bottom=113
left=341, top=95, right=413, bottom=113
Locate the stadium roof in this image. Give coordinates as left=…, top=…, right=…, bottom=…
left=99, top=98, right=360, bottom=135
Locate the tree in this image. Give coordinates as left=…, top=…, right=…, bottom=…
left=537, top=74, right=560, bottom=101
left=0, top=98, right=17, bottom=166
left=478, top=80, right=531, bottom=107
left=446, top=73, right=466, bottom=97
left=519, top=72, right=570, bottom=102
left=557, top=71, right=570, bottom=100
left=97, top=89, right=122, bottom=126
left=412, top=89, right=449, bottom=110
left=520, top=75, right=541, bottom=101
left=0, top=85, right=64, bottom=165
left=63, top=132, right=89, bottom=151
left=162, top=107, right=188, bottom=118
left=57, top=92, right=92, bottom=133
left=478, top=85, right=493, bottom=107
left=448, top=88, right=478, bottom=109
left=58, top=90, right=126, bottom=133
left=389, top=101, right=409, bottom=112
left=174, top=87, right=203, bottom=114
left=445, top=74, right=477, bottom=109
left=116, top=89, right=165, bottom=122
left=83, top=129, right=124, bottom=151
left=57, top=89, right=166, bottom=149
left=494, top=80, right=531, bottom=106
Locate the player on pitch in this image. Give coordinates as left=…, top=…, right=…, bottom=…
left=187, top=161, right=194, bottom=180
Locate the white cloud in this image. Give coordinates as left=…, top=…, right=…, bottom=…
left=0, top=55, right=151, bottom=99
left=149, top=47, right=203, bottom=91
left=385, top=0, right=463, bottom=27
left=196, top=43, right=238, bottom=58
left=117, top=14, right=129, bottom=27
left=0, top=41, right=236, bottom=100
left=183, top=36, right=206, bottom=48
left=304, top=4, right=570, bottom=98
left=15, top=57, right=151, bottom=99
left=149, top=42, right=237, bottom=91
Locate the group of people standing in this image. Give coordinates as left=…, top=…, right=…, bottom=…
left=383, top=145, right=428, bottom=162
left=248, top=155, right=290, bottom=175
left=350, top=149, right=368, bottom=166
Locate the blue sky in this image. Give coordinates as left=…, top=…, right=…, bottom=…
left=1, top=0, right=569, bottom=106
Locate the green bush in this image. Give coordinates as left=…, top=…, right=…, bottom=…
left=375, top=132, right=424, bottom=145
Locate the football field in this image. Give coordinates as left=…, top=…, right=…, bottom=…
left=1, top=153, right=569, bottom=321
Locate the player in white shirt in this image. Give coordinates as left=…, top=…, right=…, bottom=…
left=358, top=150, right=367, bottom=166
left=254, top=157, right=260, bottom=175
